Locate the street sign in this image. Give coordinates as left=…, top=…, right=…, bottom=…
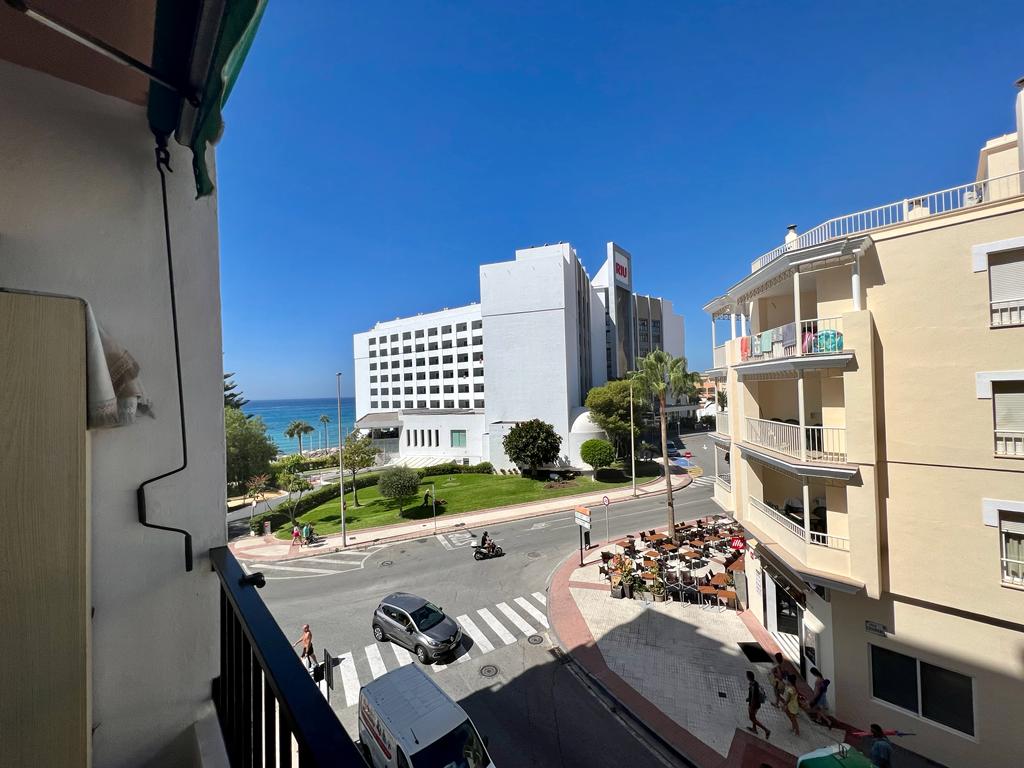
left=601, top=495, right=610, bottom=508
left=574, top=506, right=591, bottom=530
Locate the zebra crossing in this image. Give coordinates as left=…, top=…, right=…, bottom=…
left=688, top=475, right=717, bottom=488
left=242, top=544, right=389, bottom=580
left=330, top=592, right=549, bottom=708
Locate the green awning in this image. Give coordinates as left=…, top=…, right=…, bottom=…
left=147, top=0, right=266, bottom=198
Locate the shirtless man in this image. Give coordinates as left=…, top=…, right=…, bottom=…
left=293, top=624, right=317, bottom=668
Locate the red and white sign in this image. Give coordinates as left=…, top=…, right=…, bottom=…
left=612, top=248, right=631, bottom=288
left=729, top=536, right=745, bottom=551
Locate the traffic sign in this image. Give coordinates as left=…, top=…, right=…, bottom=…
left=602, top=495, right=610, bottom=508
left=574, top=505, right=591, bottom=530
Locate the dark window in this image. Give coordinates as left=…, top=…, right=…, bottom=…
left=429, top=356, right=439, bottom=365
left=474, top=399, right=485, bottom=408
left=403, top=345, right=412, bottom=354
left=429, top=342, right=438, bottom=351
left=429, top=371, right=439, bottom=380
left=404, top=387, right=413, bottom=395
left=444, top=385, right=454, bottom=394
left=443, top=355, right=453, bottom=364
left=441, top=325, right=452, bottom=334
left=474, top=383, right=484, bottom=392
left=458, top=384, right=469, bottom=393
left=404, top=360, right=412, bottom=368
left=921, top=662, right=974, bottom=736
left=430, top=386, right=440, bottom=394
left=473, top=351, right=483, bottom=362
left=472, top=319, right=482, bottom=329
left=380, top=349, right=387, bottom=357
left=369, top=350, right=376, bottom=358
left=458, top=369, right=469, bottom=378
left=378, top=336, right=386, bottom=344
left=369, top=363, right=377, bottom=371
left=415, top=329, right=424, bottom=338
left=404, top=400, right=413, bottom=408
left=417, top=386, right=426, bottom=395
left=444, top=400, right=454, bottom=408
left=416, top=372, right=425, bottom=380
left=402, top=331, right=411, bottom=340
left=370, top=388, right=378, bottom=395
left=428, top=327, right=438, bottom=336
left=390, top=347, right=398, bottom=355
left=457, top=353, right=468, bottom=363
left=430, top=400, right=440, bottom=408
left=417, top=400, right=427, bottom=408
left=390, top=334, right=398, bottom=342
left=368, top=337, right=376, bottom=345
left=380, top=388, right=389, bottom=395
left=459, top=399, right=470, bottom=408
left=370, top=401, right=378, bottom=408
left=442, top=340, right=452, bottom=349
left=370, top=376, right=377, bottom=383
left=472, top=335, right=483, bottom=345
left=457, top=338, right=467, bottom=347
left=443, top=370, right=453, bottom=379
left=871, top=645, right=918, bottom=714
left=416, top=358, right=425, bottom=366
left=404, top=373, right=412, bottom=381
left=473, top=368, right=484, bottom=377
left=415, top=344, right=424, bottom=352
left=456, top=322, right=467, bottom=332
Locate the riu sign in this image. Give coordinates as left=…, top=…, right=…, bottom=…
left=615, top=262, right=628, bottom=279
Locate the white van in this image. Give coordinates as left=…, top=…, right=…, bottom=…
left=358, top=664, right=495, bottom=768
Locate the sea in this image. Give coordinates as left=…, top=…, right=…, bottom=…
left=243, top=397, right=357, bottom=456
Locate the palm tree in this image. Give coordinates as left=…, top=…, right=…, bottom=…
left=285, top=420, right=316, bottom=455
left=630, top=351, right=700, bottom=542
left=319, top=414, right=331, bottom=453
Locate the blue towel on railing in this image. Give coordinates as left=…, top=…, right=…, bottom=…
left=761, top=330, right=774, bottom=352
left=781, top=322, right=796, bottom=348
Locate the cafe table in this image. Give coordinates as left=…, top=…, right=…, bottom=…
left=709, top=573, right=729, bottom=586
left=716, top=589, right=738, bottom=611
left=659, top=542, right=679, bottom=552
left=697, top=585, right=718, bottom=608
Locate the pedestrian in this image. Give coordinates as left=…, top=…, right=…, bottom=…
left=744, top=670, right=771, bottom=739
left=869, top=723, right=893, bottom=768
left=805, top=667, right=836, bottom=729
left=782, top=673, right=801, bottom=735
left=301, top=522, right=310, bottom=546
left=292, top=623, right=317, bottom=669
left=769, top=652, right=787, bottom=708
left=291, top=524, right=301, bottom=548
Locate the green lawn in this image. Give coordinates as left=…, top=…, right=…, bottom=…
left=275, top=472, right=639, bottom=539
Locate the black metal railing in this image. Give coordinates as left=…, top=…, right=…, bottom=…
left=210, top=546, right=365, bottom=766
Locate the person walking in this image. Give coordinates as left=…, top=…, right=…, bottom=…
left=805, top=667, right=836, bottom=729
left=293, top=623, right=317, bottom=669
left=769, top=652, right=787, bottom=708
left=301, top=522, right=311, bottom=546
left=291, top=524, right=301, bottom=548
left=744, top=670, right=771, bottom=739
left=782, top=673, right=801, bottom=736
left=869, top=723, right=893, bottom=768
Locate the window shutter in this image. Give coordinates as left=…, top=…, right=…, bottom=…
left=989, top=252, right=1024, bottom=302
left=1001, top=513, right=1024, bottom=536
left=993, top=383, right=1024, bottom=431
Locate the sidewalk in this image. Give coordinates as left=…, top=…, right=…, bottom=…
left=547, top=538, right=846, bottom=768
left=229, top=469, right=694, bottom=562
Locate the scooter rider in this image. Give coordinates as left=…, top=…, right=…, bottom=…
left=480, top=531, right=495, bottom=554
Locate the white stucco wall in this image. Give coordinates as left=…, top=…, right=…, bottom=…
left=0, top=61, right=225, bottom=767
left=397, top=412, right=486, bottom=463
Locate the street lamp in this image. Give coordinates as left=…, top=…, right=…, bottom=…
left=336, top=372, right=347, bottom=549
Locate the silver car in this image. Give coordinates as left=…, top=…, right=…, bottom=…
left=372, top=592, right=463, bottom=664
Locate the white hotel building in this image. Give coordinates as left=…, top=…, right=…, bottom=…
left=353, top=242, right=685, bottom=470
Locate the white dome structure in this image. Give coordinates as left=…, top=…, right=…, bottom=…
left=567, top=407, right=608, bottom=469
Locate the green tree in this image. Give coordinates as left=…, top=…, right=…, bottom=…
left=502, top=419, right=562, bottom=477
left=585, top=379, right=644, bottom=457
left=377, top=466, right=421, bottom=516
left=225, top=407, right=277, bottom=485
left=223, top=372, right=249, bottom=409
left=319, top=414, right=331, bottom=451
left=281, top=472, right=312, bottom=526
left=340, top=431, right=380, bottom=506
left=284, top=419, right=315, bottom=455
left=629, top=351, right=700, bottom=542
left=245, top=473, right=271, bottom=516
left=579, top=438, right=616, bottom=473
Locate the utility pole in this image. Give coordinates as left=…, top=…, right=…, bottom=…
left=630, top=382, right=637, bottom=498
left=336, top=372, right=347, bottom=549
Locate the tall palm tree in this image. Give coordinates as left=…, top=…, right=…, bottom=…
left=630, top=351, right=700, bottom=543
left=319, top=414, right=331, bottom=453
left=285, top=420, right=316, bottom=455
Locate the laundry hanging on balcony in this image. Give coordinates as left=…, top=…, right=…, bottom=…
left=86, top=306, right=153, bottom=429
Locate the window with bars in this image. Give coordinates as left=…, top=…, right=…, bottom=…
left=993, top=381, right=1024, bottom=456
left=1001, top=512, right=1024, bottom=586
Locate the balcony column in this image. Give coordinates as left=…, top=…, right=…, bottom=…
left=797, top=371, right=807, bottom=462
left=711, top=316, right=717, bottom=349
left=793, top=270, right=803, bottom=357
left=851, top=256, right=862, bottom=311
left=802, top=478, right=811, bottom=543
left=730, top=312, right=737, bottom=339
left=740, top=311, right=747, bottom=336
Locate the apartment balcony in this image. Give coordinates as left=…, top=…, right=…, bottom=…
left=715, top=411, right=730, bottom=437
left=750, top=170, right=1024, bottom=273
left=745, top=417, right=847, bottom=464
left=712, top=343, right=727, bottom=368
left=734, top=316, right=854, bottom=377
left=747, top=496, right=852, bottom=579
left=211, top=547, right=364, bottom=766
left=991, top=298, right=1024, bottom=328
left=713, top=472, right=733, bottom=513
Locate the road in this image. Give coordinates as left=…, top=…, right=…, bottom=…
left=256, top=434, right=722, bottom=767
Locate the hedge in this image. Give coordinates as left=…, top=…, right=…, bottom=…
left=419, top=461, right=493, bottom=477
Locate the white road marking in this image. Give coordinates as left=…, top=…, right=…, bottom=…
left=365, top=644, right=388, bottom=679
left=454, top=644, right=472, bottom=663
left=304, top=557, right=366, bottom=565
left=514, top=596, right=549, bottom=628
left=477, top=609, right=516, bottom=646
left=250, top=563, right=336, bottom=575
left=338, top=653, right=360, bottom=707
left=532, top=591, right=547, bottom=605
left=391, top=644, right=414, bottom=667
left=435, top=534, right=455, bottom=550
left=496, top=602, right=535, bottom=636
left=457, top=615, right=494, bottom=654
left=433, top=660, right=448, bottom=672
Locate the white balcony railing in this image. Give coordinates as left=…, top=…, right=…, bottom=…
left=995, top=431, right=1024, bottom=457
left=991, top=299, right=1024, bottom=328
left=715, top=411, right=730, bottom=436
left=739, top=317, right=845, bottom=363
left=809, top=531, right=850, bottom=551
left=715, top=473, right=731, bottom=491
left=713, top=343, right=727, bottom=368
left=751, top=170, right=1024, bottom=273
left=1002, top=557, right=1024, bottom=586
left=745, top=417, right=847, bottom=464
left=750, top=496, right=805, bottom=541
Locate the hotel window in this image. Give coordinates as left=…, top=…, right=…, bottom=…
left=444, top=400, right=454, bottom=408
left=425, top=428, right=432, bottom=445
left=993, top=381, right=1024, bottom=456
left=368, top=338, right=375, bottom=345
left=473, top=367, right=483, bottom=377
left=430, top=386, right=440, bottom=394
left=450, top=429, right=467, bottom=448
left=1001, top=512, right=1024, bottom=586
left=458, top=384, right=469, bottom=393
left=390, top=347, right=398, bottom=355
left=458, top=369, right=469, bottom=378
left=415, top=329, right=424, bottom=338
left=403, top=360, right=412, bottom=368
left=403, top=331, right=411, bottom=340
left=472, top=320, right=482, bottom=330
left=404, top=400, right=413, bottom=408
left=404, top=374, right=413, bottom=381
left=430, top=400, right=440, bottom=408
left=869, top=645, right=974, bottom=736
left=428, top=327, right=437, bottom=336
left=415, top=344, right=424, bottom=352
left=416, top=358, right=425, bottom=366
left=412, top=430, right=417, bottom=447
left=989, top=252, right=1024, bottom=326
left=370, top=401, right=378, bottom=409
left=406, top=431, right=411, bottom=446
left=429, top=342, right=438, bottom=351
left=369, top=350, right=376, bottom=358
left=435, top=429, right=439, bottom=445
left=370, top=376, right=377, bottom=383
left=403, top=345, right=412, bottom=354
left=370, top=363, right=377, bottom=371
left=443, top=370, right=453, bottom=379
left=456, top=322, right=467, bottom=332
left=474, top=383, right=484, bottom=392
left=457, top=353, right=468, bottom=363
left=417, top=401, right=427, bottom=408
left=444, top=385, right=454, bottom=394
left=443, top=355, right=453, bottom=364
left=379, top=349, right=387, bottom=356
left=417, top=386, right=426, bottom=395
left=429, top=356, right=439, bottom=365
left=404, top=387, right=413, bottom=394
left=459, top=399, right=470, bottom=408
left=457, top=338, right=467, bottom=347
left=429, top=371, right=439, bottom=380
left=370, top=388, right=378, bottom=396
left=416, top=372, right=425, bottom=380
left=378, top=336, right=386, bottom=344
left=474, top=399, right=485, bottom=408
left=472, top=336, right=483, bottom=345
left=390, top=334, right=398, bottom=342
left=442, top=340, right=452, bottom=349
left=441, top=325, right=452, bottom=334
left=473, top=351, right=483, bottom=362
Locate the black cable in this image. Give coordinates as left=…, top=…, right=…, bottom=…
left=136, top=134, right=193, bottom=571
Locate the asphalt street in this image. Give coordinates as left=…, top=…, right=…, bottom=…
left=256, top=433, right=722, bottom=767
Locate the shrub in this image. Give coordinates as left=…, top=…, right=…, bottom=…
left=420, top=461, right=494, bottom=477
left=595, top=467, right=627, bottom=482
left=580, top=439, right=615, bottom=471
left=378, top=466, right=421, bottom=516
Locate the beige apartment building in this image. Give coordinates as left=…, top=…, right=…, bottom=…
left=703, top=80, right=1024, bottom=767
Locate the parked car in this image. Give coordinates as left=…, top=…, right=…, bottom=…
left=372, top=592, right=463, bottom=663
left=666, top=440, right=681, bottom=458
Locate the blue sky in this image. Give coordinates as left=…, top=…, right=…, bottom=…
left=219, top=1, right=1024, bottom=399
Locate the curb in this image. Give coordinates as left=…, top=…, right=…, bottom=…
left=231, top=471, right=696, bottom=563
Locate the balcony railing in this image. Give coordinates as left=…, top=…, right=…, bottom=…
left=715, top=473, right=731, bottom=491
left=750, top=496, right=805, bottom=542
left=809, top=531, right=850, bottom=551
left=745, top=417, right=847, bottom=464
left=751, top=170, right=1024, bottom=272
left=210, top=547, right=364, bottom=767
left=1002, top=557, right=1024, bottom=586
left=739, top=317, right=845, bottom=363
left=995, top=431, right=1024, bottom=457
left=713, top=343, right=727, bottom=368
left=715, top=411, right=730, bottom=436
left=991, top=299, right=1024, bottom=328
